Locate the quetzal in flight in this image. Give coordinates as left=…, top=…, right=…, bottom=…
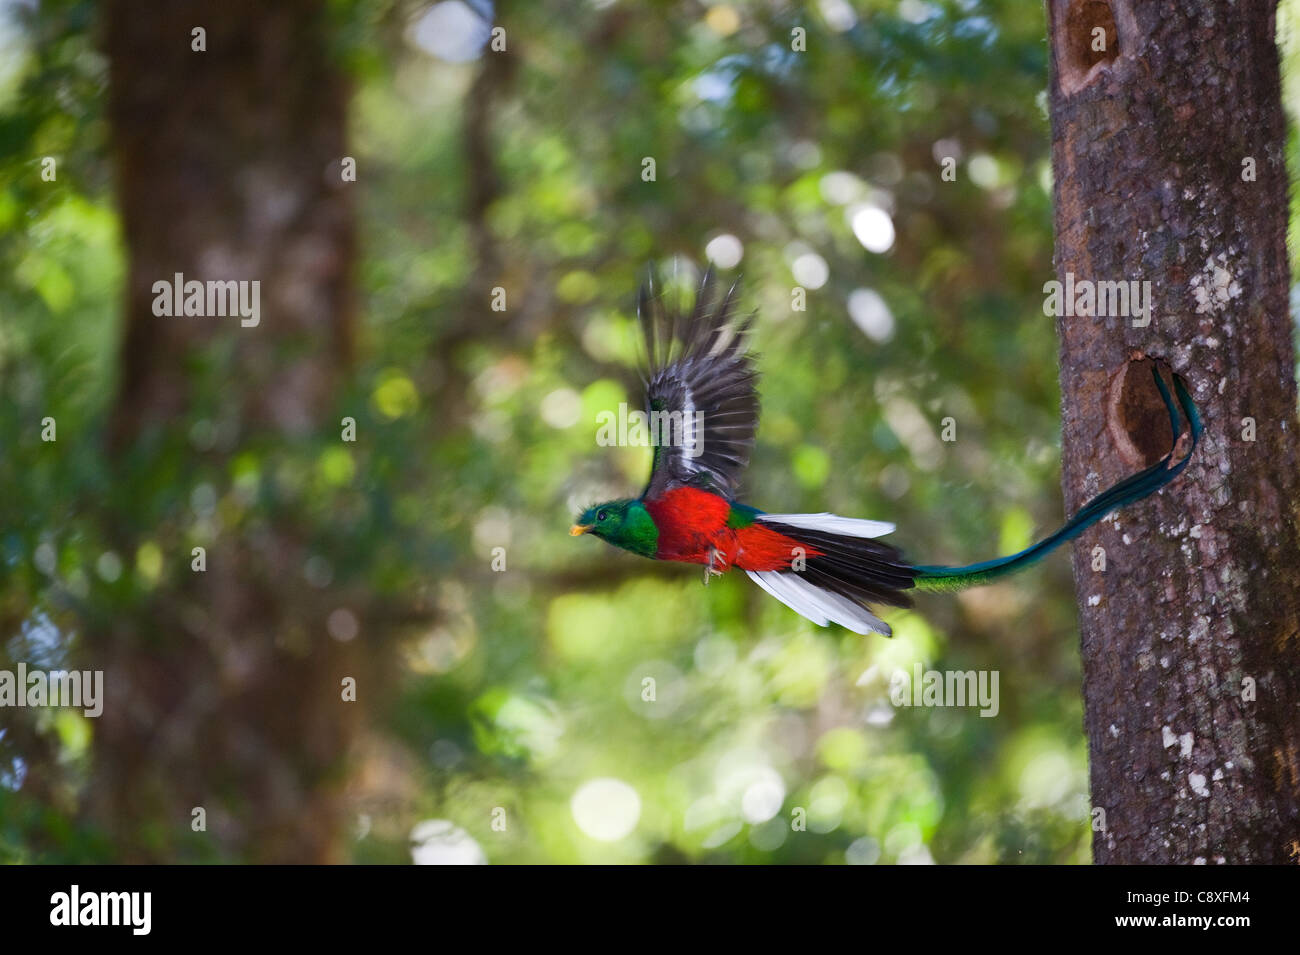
left=571, top=270, right=1202, bottom=636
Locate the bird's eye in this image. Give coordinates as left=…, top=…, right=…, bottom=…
left=597, top=510, right=608, bottom=522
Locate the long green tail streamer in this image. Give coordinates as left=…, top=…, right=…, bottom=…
left=912, top=368, right=1203, bottom=592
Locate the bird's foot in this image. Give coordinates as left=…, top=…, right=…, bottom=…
left=703, top=548, right=726, bottom=585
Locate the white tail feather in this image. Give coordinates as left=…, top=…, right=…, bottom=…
left=746, top=570, right=892, bottom=637
left=758, top=512, right=895, bottom=539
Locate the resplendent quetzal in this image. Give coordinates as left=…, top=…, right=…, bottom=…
left=571, top=269, right=1202, bottom=636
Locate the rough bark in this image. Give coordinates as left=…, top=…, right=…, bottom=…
left=1047, top=0, right=1300, bottom=863
left=96, top=0, right=358, bottom=861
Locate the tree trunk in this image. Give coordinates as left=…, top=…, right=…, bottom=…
left=1047, top=0, right=1300, bottom=863
left=96, top=0, right=358, bottom=862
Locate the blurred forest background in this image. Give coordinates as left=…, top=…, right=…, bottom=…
left=1, top=0, right=1298, bottom=864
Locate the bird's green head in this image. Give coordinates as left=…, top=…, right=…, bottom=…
left=570, top=498, right=659, bottom=558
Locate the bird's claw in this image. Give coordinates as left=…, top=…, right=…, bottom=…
left=703, top=548, right=726, bottom=585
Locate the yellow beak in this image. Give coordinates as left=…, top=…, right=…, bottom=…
left=569, top=524, right=592, bottom=537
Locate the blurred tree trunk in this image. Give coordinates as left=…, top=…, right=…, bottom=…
left=96, top=0, right=358, bottom=861
left=1047, top=0, right=1300, bottom=862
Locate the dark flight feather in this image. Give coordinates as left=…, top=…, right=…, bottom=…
left=638, top=267, right=761, bottom=501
